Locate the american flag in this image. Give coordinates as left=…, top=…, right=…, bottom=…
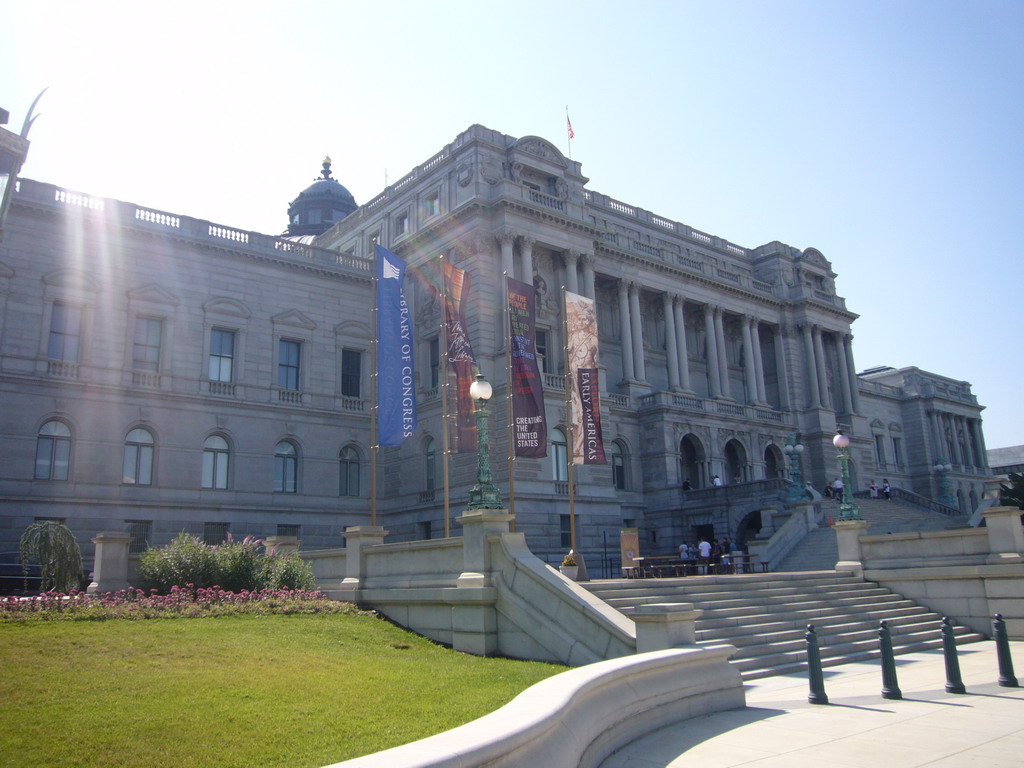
left=567, top=114, right=575, bottom=140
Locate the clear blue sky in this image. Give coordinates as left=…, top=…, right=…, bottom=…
left=3, top=0, right=1021, bottom=449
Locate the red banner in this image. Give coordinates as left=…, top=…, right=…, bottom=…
left=443, top=263, right=478, bottom=453
left=565, top=291, right=606, bottom=465
left=507, top=277, right=547, bottom=458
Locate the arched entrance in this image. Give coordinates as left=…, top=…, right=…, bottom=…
left=724, top=439, right=748, bottom=484
left=679, top=434, right=705, bottom=488
left=764, top=444, right=784, bottom=479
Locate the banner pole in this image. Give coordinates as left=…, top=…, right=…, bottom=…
left=440, top=254, right=451, bottom=538
left=370, top=241, right=379, bottom=528
left=504, top=272, right=516, bottom=528
left=562, top=286, right=576, bottom=552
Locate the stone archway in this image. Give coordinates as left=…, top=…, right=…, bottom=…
left=724, top=439, right=748, bottom=484
left=679, top=433, right=706, bottom=488
left=764, top=444, right=784, bottom=480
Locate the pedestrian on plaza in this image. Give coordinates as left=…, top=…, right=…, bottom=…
left=825, top=481, right=834, bottom=499
left=682, top=478, right=693, bottom=491
left=712, top=475, right=723, bottom=487
left=678, top=541, right=690, bottom=560
left=869, top=480, right=879, bottom=499
left=882, top=479, right=892, bottom=500
left=834, top=476, right=844, bottom=500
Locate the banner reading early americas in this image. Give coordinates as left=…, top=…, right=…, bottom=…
left=507, top=276, right=546, bottom=458
left=443, top=262, right=478, bottom=453
left=565, top=290, right=606, bottom=465
left=376, top=244, right=417, bottom=446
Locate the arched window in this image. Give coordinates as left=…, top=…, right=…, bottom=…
left=274, top=440, right=298, bottom=493
left=339, top=445, right=361, bottom=497
left=611, top=439, right=629, bottom=490
left=123, top=428, right=154, bottom=485
left=35, top=420, right=71, bottom=480
left=552, top=428, right=568, bottom=482
left=424, top=438, right=436, bottom=491
left=202, top=435, right=230, bottom=489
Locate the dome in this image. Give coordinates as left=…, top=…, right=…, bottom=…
left=285, top=156, right=358, bottom=237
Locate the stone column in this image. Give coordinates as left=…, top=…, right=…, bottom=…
left=704, top=304, right=721, bottom=398
left=454, top=510, right=513, bottom=657
left=629, top=282, right=647, bottom=382
left=520, top=236, right=534, bottom=286
left=802, top=324, right=821, bottom=408
left=982, top=507, right=1024, bottom=564
left=843, top=334, right=861, bottom=413
left=834, top=519, right=870, bottom=578
left=618, top=280, right=635, bottom=382
left=714, top=308, right=730, bottom=399
left=581, top=254, right=596, bottom=299
left=751, top=319, right=767, bottom=405
left=774, top=325, right=791, bottom=409
left=633, top=603, right=704, bottom=651
left=741, top=316, right=758, bottom=404
left=948, top=414, right=963, bottom=466
left=835, top=332, right=854, bottom=415
left=663, top=293, right=680, bottom=389
left=87, top=532, right=133, bottom=594
left=813, top=326, right=831, bottom=410
left=673, top=297, right=692, bottom=392
left=564, top=250, right=579, bottom=294
left=339, top=526, right=388, bottom=593
left=498, top=233, right=515, bottom=279
left=928, top=410, right=942, bottom=457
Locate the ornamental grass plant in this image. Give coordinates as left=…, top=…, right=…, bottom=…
left=0, top=589, right=566, bottom=768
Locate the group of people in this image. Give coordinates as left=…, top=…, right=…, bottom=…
left=824, top=478, right=891, bottom=500
left=678, top=536, right=735, bottom=569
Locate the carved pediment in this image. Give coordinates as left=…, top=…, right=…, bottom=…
left=272, top=309, right=316, bottom=331
left=510, top=136, right=568, bottom=169
left=203, top=297, right=251, bottom=319
left=43, top=269, right=101, bottom=292
left=127, top=283, right=179, bottom=306
left=335, top=320, right=371, bottom=339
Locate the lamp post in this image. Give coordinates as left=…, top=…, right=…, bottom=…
left=467, top=373, right=503, bottom=510
left=933, top=458, right=955, bottom=507
left=832, top=432, right=863, bottom=521
left=783, top=433, right=805, bottom=503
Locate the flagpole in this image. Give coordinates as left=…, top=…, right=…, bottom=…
left=562, top=286, right=576, bottom=553
left=440, top=254, right=452, bottom=538
left=565, top=105, right=573, bottom=161
left=370, top=241, right=380, bottom=528
left=504, top=272, right=516, bottom=529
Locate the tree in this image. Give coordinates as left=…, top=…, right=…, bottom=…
left=19, top=520, right=84, bottom=593
left=999, top=471, right=1024, bottom=510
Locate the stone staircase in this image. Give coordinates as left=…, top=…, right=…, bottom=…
left=582, top=572, right=986, bottom=680
left=775, top=497, right=969, bottom=572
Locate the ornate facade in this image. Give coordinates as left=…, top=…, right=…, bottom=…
left=0, top=123, right=990, bottom=570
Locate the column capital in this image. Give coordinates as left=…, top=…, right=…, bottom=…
left=497, top=231, right=516, bottom=247
left=520, top=235, right=536, bottom=249
left=565, top=249, right=580, bottom=265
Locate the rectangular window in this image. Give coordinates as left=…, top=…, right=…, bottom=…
left=341, top=348, right=362, bottom=397
left=429, top=337, right=439, bottom=389
left=874, top=434, right=887, bottom=466
left=132, top=317, right=163, bottom=371
left=277, top=524, right=300, bottom=538
left=560, top=515, right=571, bottom=548
left=536, top=329, right=549, bottom=374
left=424, top=193, right=440, bottom=218
left=278, top=339, right=301, bottom=390
left=48, top=303, right=82, bottom=362
left=394, top=213, right=409, bottom=236
left=892, top=437, right=903, bottom=467
left=126, top=520, right=152, bottom=554
left=418, top=521, right=432, bottom=540
left=203, top=522, right=229, bottom=545
left=209, top=329, right=235, bottom=382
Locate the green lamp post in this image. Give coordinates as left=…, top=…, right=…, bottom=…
left=832, top=432, right=863, bottom=521
left=467, top=373, right=503, bottom=510
left=933, top=458, right=955, bottom=507
left=784, top=433, right=805, bottom=503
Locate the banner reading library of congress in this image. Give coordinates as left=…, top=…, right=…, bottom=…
left=376, top=244, right=416, bottom=446
left=507, top=276, right=546, bottom=458
left=443, top=262, right=479, bottom=453
left=565, top=290, right=606, bottom=465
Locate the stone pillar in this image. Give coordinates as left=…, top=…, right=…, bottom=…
left=457, top=509, right=514, bottom=588
left=673, top=297, right=692, bottom=392
left=87, top=532, right=133, bottom=594
left=741, top=316, right=758, bottom=404
left=618, top=280, right=635, bottom=382
left=836, top=332, right=854, bottom=415
left=929, top=410, right=942, bottom=457
left=454, top=510, right=513, bottom=657
left=714, top=308, right=730, bottom=399
left=264, top=535, right=300, bottom=556
left=499, top=233, right=515, bottom=279
left=844, top=334, right=861, bottom=413
left=982, top=507, right=1024, bottom=564
left=633, top=603, right=704, bottom=652
left=663, top=293, right=680, bottom=389
left=751, top=320, right=767, bottom=404
left=339, top=526, right=388, bottom=593
left=581, top=254, right=596, bottom=299
left=802, top=324, right=821, bottom=408
left=834, top=519, right=870, bottom=578
left=813, top=326, right=831, bottom=410
left=564, top=250, right=579, bottom=294
left=629, top=282, right=646, bottom=382
left=520, top=236, right=534, bottom=286
left=704, top=304, right=721, bottom=398
left=774, top=325, right=791, bottom=409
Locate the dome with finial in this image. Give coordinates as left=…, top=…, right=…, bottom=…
left=284, top=156, right=357, bottom=237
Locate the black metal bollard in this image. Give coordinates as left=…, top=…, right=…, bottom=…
left=806, top=624, right=829, bottom=705
left=941, top=617, right=966, bottom=694
left=993, top=613, right=1019, bottom=688
left=879, top=620, right=903, bottom=700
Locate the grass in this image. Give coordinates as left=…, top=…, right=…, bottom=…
left=0, top=612, right=566, bottom=767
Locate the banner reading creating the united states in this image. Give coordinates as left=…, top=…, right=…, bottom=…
left=565, top=290, right=606, bottom=465
left=376, top=244, right=416, bottom=446
left=443, top=262, right=478, bottom=453
left=507, top=277, right=546, bottom=457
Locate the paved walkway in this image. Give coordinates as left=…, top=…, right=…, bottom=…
left=601, top=641, right=1024, bottom=767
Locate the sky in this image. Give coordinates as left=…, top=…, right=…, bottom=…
left=2, top=0, right=1022, bottom=449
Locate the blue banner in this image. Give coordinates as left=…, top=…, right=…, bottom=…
left=376, top=245, right=416, bottom=446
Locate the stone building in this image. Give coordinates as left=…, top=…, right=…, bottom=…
left=0, top=122, right=990, bottom=570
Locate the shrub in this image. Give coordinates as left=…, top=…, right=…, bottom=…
left=214, top=536, right=264, bottom=592
left=19, top=521, right=84, bottom=593
left=260, top=550, right=316, bottom=591
left=138, top=532, right=218, bottom=592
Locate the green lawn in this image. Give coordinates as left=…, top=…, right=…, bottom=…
left=0, top=613, right=566, bottom=768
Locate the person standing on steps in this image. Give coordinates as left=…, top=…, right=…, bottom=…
left=882, top=479, right=892, bottom=500
left=833, top=476, right=844, bottom=501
